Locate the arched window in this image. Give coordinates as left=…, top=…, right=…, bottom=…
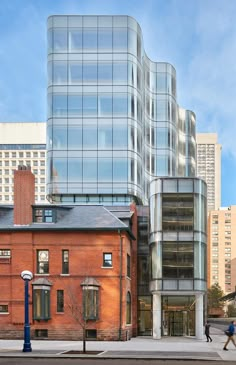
left=126, top=291, right=131, bottom=324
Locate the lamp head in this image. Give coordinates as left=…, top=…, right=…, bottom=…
left=21, top=270, right=33, bottom=281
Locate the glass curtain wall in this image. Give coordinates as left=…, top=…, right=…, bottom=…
left=47, top=16, right=196, bottom=204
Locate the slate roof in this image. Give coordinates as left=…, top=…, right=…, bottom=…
left=0, top=204, right=135, bottom=239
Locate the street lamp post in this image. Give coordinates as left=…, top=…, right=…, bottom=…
left=21, top=270, right=33, bottom=352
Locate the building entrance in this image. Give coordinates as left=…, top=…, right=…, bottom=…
left=163, top=310, right=187, bottom=336
left=162, top=296, right=195, bottom=336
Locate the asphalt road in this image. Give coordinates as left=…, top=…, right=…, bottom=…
left=0, top=360, right=236, bottom=365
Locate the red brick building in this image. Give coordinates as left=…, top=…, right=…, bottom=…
left=0, top=167, right=137, bottom=340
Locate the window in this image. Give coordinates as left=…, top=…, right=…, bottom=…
left=127, top=254, right=131, bottom=278
left=126, top=292, right=131, bottom=324
left=81, top=278, right=100, bottom=321
left=0, top=249, right=11, bottom=263
left=37, top=250, right=49, bottom=274
left=34, top=209, right=53, bottom=223
left=103, top=253, right=112, bottom=267
left=0, top=304, right=8, bottom=313
left=86, top=329, right=97, bottom=339
left=57, top=290, right=64, bottom=313
left=83, top=288, right=99, bottom=320
left=0, top=249, right=11, bottom=257
left=62, top=250, right=69, bottom=274
left=33, top=288, right=50, bottom=320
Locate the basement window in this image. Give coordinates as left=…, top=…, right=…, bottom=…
left=35, top=329, right=48, bottom=338
left=86, top=329, right=97, bottom=339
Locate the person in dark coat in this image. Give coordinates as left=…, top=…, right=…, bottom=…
left=205, top=321, right=212, bottom=342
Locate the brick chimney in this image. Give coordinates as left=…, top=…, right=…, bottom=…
left=14, top=166, right=35, bottom=225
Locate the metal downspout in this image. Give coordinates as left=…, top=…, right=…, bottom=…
left=119, top=230, right=123, bottom=340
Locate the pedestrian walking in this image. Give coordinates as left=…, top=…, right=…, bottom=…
left=223, top=320, right=236, bottom=350
left=205, top=321, right=212, bottom=342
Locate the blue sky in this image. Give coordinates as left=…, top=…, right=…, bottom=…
left=0, top=0, right=235, bottom=207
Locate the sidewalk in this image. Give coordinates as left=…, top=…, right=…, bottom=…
left=0, top=327, right=236, bottom=361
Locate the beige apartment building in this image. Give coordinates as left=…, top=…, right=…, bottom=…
left=208, top=206, right=236, bottom=293
left=0, top=122, right=46, bottom=203
left=196, top=133, right=221, bottom=211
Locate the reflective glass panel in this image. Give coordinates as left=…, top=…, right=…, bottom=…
left=83, top=125, right=97, bottom=149
left=113, top=94, right=128, bottom=115
left=48, top=29, right=53, bottom=53
left=156, top=128, right=170, bottom=148
left=113, top=62, right=128, bottom=83
left=98, top=63, right=112, bottom=83
left=113, top=158, right=128, bottom=181
left=113, top=29, right=128, bottom=50
left=53, top=29, right=67, bottom=52
left=98, top=158, right=112, bottom=182
left=53, top=158, right=67, bottom=182
left=98, top=28, right=112, bottom=50
left=69, top=29, right=82, bottom=51
left=53, top=125, right=67, bottom=149
left=83, top=158, right=97, bottom=181
left=53, top=94, right=67, bottom=117
left=113, top=123, right=128, bottom=148
left=69, top=62, right=82, bottom=84
left=83, top=95, right=97, bottom=115
left=156, top=155, right=168, bottom=175
left=68, top=158, right=82, bottom=182
left=53, top=61, right=67, bottom=84
left=156, top=100, right=167, bottom=121
left=98, top=123, right=112, bottom=149
left=83, top=30, right=97, bottom=49
left=68, top=126, right=82, bottom=149
left=83, top=63, right=97, bottom=83
left=68, top=94, right=82, bottom=116
left=157, top=73, right=166, bottom=93
left=128, top=28, right=137, bottom=56
left=98, top=94, right=112, bottom=116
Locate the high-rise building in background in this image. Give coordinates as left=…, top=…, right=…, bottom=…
left=45, top=15, right=207, bottom=340
left=47, top=15, right=196, bottom=205
left=0, top=122, right=46, bottom=204
left=208, top=206, right=236, bottom=294
left=196, top=133, right=221, bottom=211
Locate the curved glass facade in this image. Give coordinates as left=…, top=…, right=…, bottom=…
left=149, top=177, right=207, bottom=292
left=47, top=15, right=196, bottom=204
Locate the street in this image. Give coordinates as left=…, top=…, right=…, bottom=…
left=0, top=360, right=235, bottom=365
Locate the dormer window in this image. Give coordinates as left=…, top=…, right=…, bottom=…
left=34, top=208, right=54, bottom=223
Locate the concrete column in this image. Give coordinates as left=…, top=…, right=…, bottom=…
left=195, top=293, right=204, bottom=340
left=152, top=292, right=162, bottom=339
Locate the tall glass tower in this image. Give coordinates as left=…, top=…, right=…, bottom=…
left=47, top=15, right=196, bottom=204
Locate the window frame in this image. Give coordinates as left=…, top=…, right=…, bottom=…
left=34, top=208, right=54, bottom=223
left=127, top=254, right=131, bottom=278
left=103, top=252, right=112, bottom=267
left=83, top=287, right=99, bottom=321
left=126, top=291, right=131, bottom=324
left=57, top=290, right=64, bottom=313
left=37, top=250, right=49, bottom=274
left=33, top=288, right=51, bottom=321
left=62, top=250, right=69, bottom=274
left=0, top=304, right=8, bottom=313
